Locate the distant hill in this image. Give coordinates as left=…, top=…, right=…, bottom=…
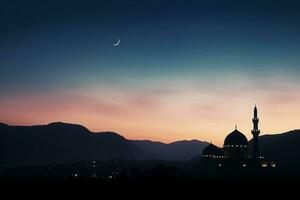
left=132, top=140, right=208, bottom=161
left=250, top=130, right=300, bottom=166
left=0, top=122, right=143, bottom=165
left=0, top=122, right=207, bottom=166
left=3, top=121, right=299, bottom=167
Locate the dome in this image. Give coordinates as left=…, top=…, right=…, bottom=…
left=224, top=129, right=248, bottom=146
left=202, top=143, right=224, bottom=157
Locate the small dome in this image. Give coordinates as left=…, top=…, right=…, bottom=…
left=224, top=129, right=248, bottom=146
left=202, top=143, right=224, bottom=156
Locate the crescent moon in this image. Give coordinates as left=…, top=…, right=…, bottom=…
left=113, top=38, right=120, bottom=46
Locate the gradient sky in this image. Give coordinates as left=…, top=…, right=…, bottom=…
left=1, top=0, right=300, bottom=145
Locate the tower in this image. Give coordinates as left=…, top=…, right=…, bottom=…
left=251, top=105, right=260, bottom=160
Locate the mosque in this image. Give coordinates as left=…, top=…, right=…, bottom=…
left=201, top=106, right=276, bottom=169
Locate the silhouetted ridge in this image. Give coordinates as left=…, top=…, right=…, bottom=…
left=94, top=131, right=127, bottom=141
left=132, top=139, right=208, bottom=160
left=0, top=122, right=141, bottom=165
left=2, top=121, right=299, bottom=166
left=169, top=139, right=206, bottom=145
left=0, top=122, right=9, bottom=127
left=0, top=122, right=209, bottom=164
left=249, top=129, right=300, bottom=166
left=46, top=122, right=91, bottom=134
left=263, top=129, right=300, bottom=137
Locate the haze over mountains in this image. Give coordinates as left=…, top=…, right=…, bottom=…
left=0, top=122, right=300, bottom=167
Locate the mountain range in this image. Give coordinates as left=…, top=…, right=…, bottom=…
left=250, top=130, right=300, bottom=167
left=0, top=122, right=300, bottom=167
left=0, top=122, right=207, bottom=165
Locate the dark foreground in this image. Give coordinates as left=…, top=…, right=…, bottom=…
left=0, top=178, right=299, bottom=197
left=1, top=159, right=300, bottom=196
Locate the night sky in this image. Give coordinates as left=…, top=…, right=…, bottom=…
left=1, top=0, right=300, bottom=144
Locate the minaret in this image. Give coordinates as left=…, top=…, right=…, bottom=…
left=251, top=105, right=260, bottom=160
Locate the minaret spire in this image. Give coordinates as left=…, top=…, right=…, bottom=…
left=251, top=105, right=260, bottom=160
left=254, top=104, right=257, bottom=118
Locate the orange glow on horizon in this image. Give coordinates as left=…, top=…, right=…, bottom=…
left=1, top=74, right=300, bottom=146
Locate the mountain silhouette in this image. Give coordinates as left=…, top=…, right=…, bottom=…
left=2, top=122, right=299, bottom=167
left=0, top=122, right=143, bottom=165
left=249, top=129, right=300, bottom=167
left=132, top=140, right=208, bottom=160
left=0, top=122, right=207, bottom=165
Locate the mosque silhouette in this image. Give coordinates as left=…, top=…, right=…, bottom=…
left=201, top=106, right=276, bottom=178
